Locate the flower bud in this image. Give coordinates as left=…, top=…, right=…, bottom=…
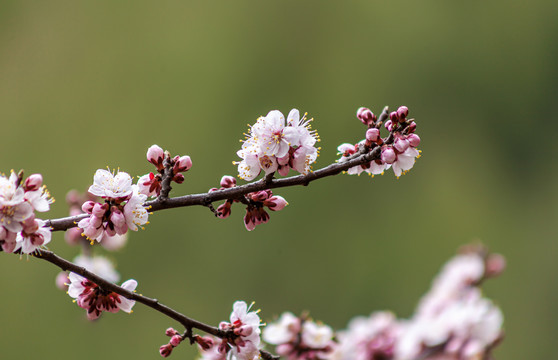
left=407, top=121, right=416, bottom=133
left=159, top=344, right=173, bottom=357
left=397, top=106, right=409, bottom=120
left=407, top=134, right=420, bottom=147
left=381, top=147, right=396, bottom=164
left=264, top=196, right=288, bottom=211
left=393, top=136, right=410, bottom=153
left=92, top=203, right=108, bottom=218
left=485, top=253, right=506, bottom=278
left=196, top=336, right=214, bottom=351
left=165, top=328, right=179, bottom=337
left=365, top=128, right=380, bottom=142
left=147, top=145, right=165, bottom=170
left=170, top=335, right=182, bottom=347
left=81, top=201, right=96, bottom=214
left=172, top=173, right=185, bottom=184
left=25, top=174, right=43, bottom=191
left=389, top=111, right=399, bottom=123
left=384, top=120, right=393, bottom=132
left=357, top=107, right=376, bottom=126
left=173, top=155, right=192, bottom=173
left=220, top=175, right=237, bottom=189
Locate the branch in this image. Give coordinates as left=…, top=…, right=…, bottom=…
left=45, top=147, right=382, bottom=232
left=31, top=248, right=279, bottom=360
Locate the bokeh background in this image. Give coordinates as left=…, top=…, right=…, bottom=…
left=0, top=1, right=556, bottom=359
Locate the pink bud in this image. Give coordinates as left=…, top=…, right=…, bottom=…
left=220, top=176, right=237, bottom=189
left=217, top=202, right=232, bottom=219
left=219, top=321, right=231, bottom=330
left=237, top=325, right=253, bottom=337
left=251, top=190, right=271, bottom=202
left=407, top=134, right=420, bottom=147
left=196, top=336, right=214, bottom=351
left=393, top=136, right=410, bottom=153
left=264, top=196, right=288, bottom=211
left=172, top=173, right=185, bottom=184
left=92, top=203, right=108, bottom=218
left=381, top=147, right=396, bottom=164
left=384, top=120, right=393, bottom=132
left=81, top=201, right=96, bottom=214
left=25, top=174, right=43, bottom=191
left=110, top=208, right=128, bottom=235
left=159, top=344, right=173, bottom=357
left=165, top=328, right=179, bottom=337
left=170, top=335, right=182, bottom=347
left=365, top=128, right=380, bottom=142
left=389, top=111, right=399, bottom=123
left=173, top=155, right=192, bottom=173
left=397, top=106, right=409, bottom=120
left=485, top=253, right=506, bottom=278
left=407, top=121, right=416, bottom=133
left=147, top=145, right=165, bottom=170
left=357, top=107, right=376, bottom=126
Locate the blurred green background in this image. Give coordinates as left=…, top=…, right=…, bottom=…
left=0, top=1, right=556, bottom=359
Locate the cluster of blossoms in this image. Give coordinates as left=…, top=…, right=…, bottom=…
left=261, top=247, right=504, bottom=360
left=138, top=144, right=193, bottom=198
left=211, top=176, right=288, bottom=231
left=0, top=171, right=53, bottom=254
left=65, top=189, right=128, bottom=250
left=67, top=270, right=137, bottom=320
left=263, top=313, right=337, bottom=360
left=192, top=301, right=263, bottom=360
left=77, top=169, right=149, bottom=243
left=337, top=106, right=421, bottom=178
left=235, top=109, right=320, bottom=181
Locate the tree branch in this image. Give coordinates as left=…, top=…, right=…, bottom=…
left=31, top=248, right=279, bottom=360
left=45, top=147, right=382, bottom=232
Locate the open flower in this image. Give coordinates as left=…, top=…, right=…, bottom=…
left=88, top=169, right=133, bottom=200
left=67, top=272, right=137, bottom=320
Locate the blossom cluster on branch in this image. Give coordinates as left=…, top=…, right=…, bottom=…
left=2, top=105, right=505, bottom=360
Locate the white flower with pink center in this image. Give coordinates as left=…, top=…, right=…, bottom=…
left=263, top=312, right=300, bottom=345
left=14, top=217, right=52, bottom=254
left=88, top=169, right=133, bottom=200
left=67, top=272, right=137, bottom=320
left=0, top=171, right=33, bottom=233
left=390, top=147, right=420, bottom=178
left=219, top=301, right=262, bottom=360
left=252, top=110, right=300, bottom=158
left=123, top=185, right=149, bottom=231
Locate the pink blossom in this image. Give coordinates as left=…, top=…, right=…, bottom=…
left=14, top=217, right=51, bottom=254
left=67, top=272, right=137, bottom=320
left=218, top=301, right=262, bottom=360
left=147, top=145, right=165, bottom=170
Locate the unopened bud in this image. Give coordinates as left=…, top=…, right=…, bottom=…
left=159, top=343, right=173, bottom=357
left=172, top=173, right=185, bottom=184
left=381, top=147, right=396, bottom=164
left=397, top=106, right=409, bottom=120
left=81, top=201, right=96, bottom=214
left=365, top=128, right=380, bottom=142
left=173, top=155, right=192, bottom=173
left=147, top=145, right=165, bottom=170
left=389, top=111, right=399, bottom=123
left=485, top=253, right=506, bottom=278
left=384, top=120, right=393, bottom=132
left=196, top=336, right=214, bottom=351
left=357, top=107, right=376, bottom=126
left=407, top=134, right=420, bottom=147
left=407, top=121, right=417, bottom=133
left=393, top=136, right=410, bottom=153
left=170, top=335, right=182, bottom=347
left=264, top=196, right=288, bottom=211
left=165, top=328, right=179, bottom=337
left=220, top=175, right=237, bottom=189
left=25, top=174, right=43, bottom=191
